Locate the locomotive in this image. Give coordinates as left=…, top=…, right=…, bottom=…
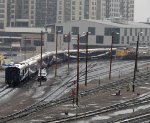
left=5, top=48, right=116, bottom=87
left=116, top=47, right=150, bottom=60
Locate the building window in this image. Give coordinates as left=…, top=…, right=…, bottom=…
left=88, top=27, right=95, bottom=35
left=25, top=40, right=31, bottom=46
left=47, top=34, right=54, bottom=42
left=34, top=40, right=44, bottom=46
left=145, top=28, right=147, bottom=36
left=72, top=1, right=76, bottom=5
left=147, top=36, right=149, bottom=41
left=132, top=36, right=134, bottom=41
left=124, top=28, right=127, bottom=36
left=135, top=28, right=137, bottom=36
left=105, top=28, right=112, bottom=36
left=113, top=34, right=120, bottom=44
left=56, top=26, right=63, bottom=34
left=105, top=28, right=120, bottom=36
left=130, top=29, right=132, bottom=36
left=80, top=36, right=86, bottom=43
left=127, top=36, right=129, bottom=44
left=142, top=36, right=144, bottom=41
left=59, top=11, right=62, bottom=14
left=121, top=36, right=124, bottom=44
left=96, top=35, right=104, bottom=44
left=72, top=27, right=79, bottom=35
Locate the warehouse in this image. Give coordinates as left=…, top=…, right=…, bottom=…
left=45, top=19, right=150, bottom=51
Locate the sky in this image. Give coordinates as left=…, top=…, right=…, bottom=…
left=134, top=0, right=150, bottom=22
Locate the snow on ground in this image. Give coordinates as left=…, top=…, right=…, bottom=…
left=0, top=88, right=19, bottom=104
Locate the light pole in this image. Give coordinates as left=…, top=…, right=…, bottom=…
left=64, top=32, right=72, bottom=69
left=132, top=32, right=143, bottom=92
left=85, top=32, right=90, bottom=86
left=109, top=32, right=119, bottom=80
left=76, top=34, right=80, bottom=106
left=24, top=36, right=27, bottom=60
left=55, top=30, right=61, bottom=77
left=67, top=32, right=71, bottom=69
left=39, top=30, right=43, bottom=86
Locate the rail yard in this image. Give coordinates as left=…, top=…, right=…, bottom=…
left=0, top=50, right=150, bottom=123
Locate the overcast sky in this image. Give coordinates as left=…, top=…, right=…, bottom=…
left=134, top=0, right=150, bottom=22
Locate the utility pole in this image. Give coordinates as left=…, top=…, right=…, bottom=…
left=132, top=32, right=143, bottom=92
left=76, top=34, right=80, bottom=106
left=85, top=32, right=88, bottom=86
left=40, top=31, right=43, bottom=86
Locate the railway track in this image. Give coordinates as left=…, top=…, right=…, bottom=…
left=0, top=85, right=8, bottom=93
left=114, top=111, right=150, bottom=123
left=0, top=60, right=150, bottom=122
left=0, top=86, right=15, bottom=100
left=0, top=69, right=150, bottom=123
left=44, top=91, right=150, bottom=123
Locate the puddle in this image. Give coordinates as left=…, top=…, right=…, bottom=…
left=110, top=109, right=133, bottom=116
left=88, top=104, right=97, bottom=106
left=60, top=112, right=76, bottom=116
left=136, top=104, right=150, bottom=110
left=92, top=115, right=110, bottom=120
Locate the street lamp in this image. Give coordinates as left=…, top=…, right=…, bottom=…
left=55, top=30, right=61, bottom=77
left=109, top=31, right=119, bottom=80
left=76, top=34, right=80, bottom=106
left=39, top=30, right=43, bottom=86
left=132, top=31, right=143, bottom=92
left=24, top=36, right=27, bottom=60
left=64, top=32, right=71, bottom=69
left=39, top=28, right=51, bottom=86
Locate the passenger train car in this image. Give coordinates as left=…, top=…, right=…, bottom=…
left=5, top=48, right=116, bottom=87
left=5, top=52, right=54, bottom=86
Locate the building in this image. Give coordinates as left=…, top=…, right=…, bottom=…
left=8, top=0, right=57, bottom=27
left=0, top=27, right=48, bottom=53
left=0, top=0, right=8, bottom=30
left=57, top=0, right=134, bottom=23
left=45, top=19, right=150, bottom=51
left=105, top=0, right=134, bottom=21
left=0, top=0, right=134, bottom=28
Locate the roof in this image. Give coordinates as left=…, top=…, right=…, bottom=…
left=83, top=19, right=150, bottom=28
left=60, top=19, right=150, bottom=29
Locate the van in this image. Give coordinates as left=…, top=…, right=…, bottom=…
left=37, top=68, right=47, bottom=81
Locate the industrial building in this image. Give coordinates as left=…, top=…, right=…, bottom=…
left=45, top=19, right=150, bottom=51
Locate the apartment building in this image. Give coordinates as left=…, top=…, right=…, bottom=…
left=0, top=0, right=134, bottom=28
left=8, top=0, right=57, bottom=27
left=0, top=0, right=8, bottom=29
left=57, top=0, right=102, bottom=23
left=56, top=0, right=134, bottom=23
left=105, top=0, right=134, bottom=21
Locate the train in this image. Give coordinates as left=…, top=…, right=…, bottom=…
left=5, top=48, right=116, bottom=87
left=116, top=47, right=150, bottom=60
